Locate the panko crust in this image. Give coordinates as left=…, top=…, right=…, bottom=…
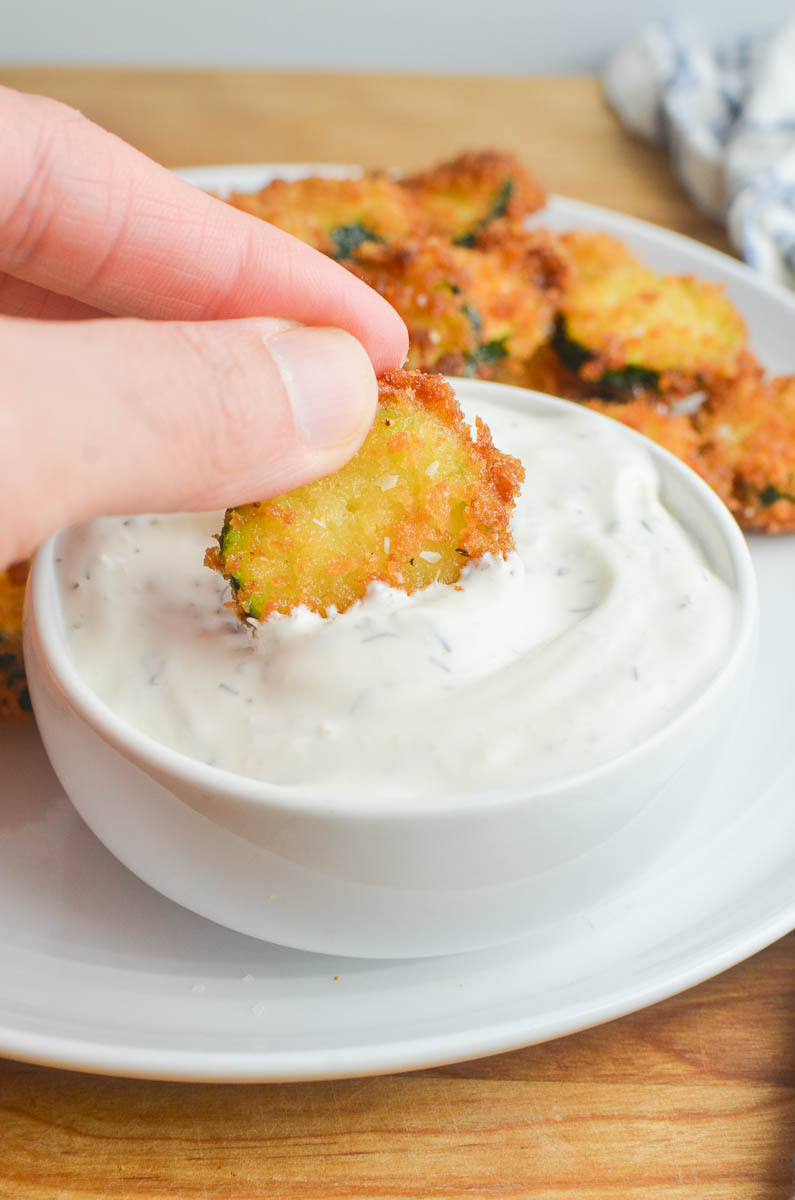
left=348, top=228, right=568, bottom=382
left=474, top=224, right=570, bottom=293
left=696, top=370, right=795, bottom=532
left=555, top=231, right=749, bottom=395
left=402, top=151, right=546, bottom=243
left=0, top=560, right=31, bottom=721
left=519, top=343, right=591, bottom=400
left=228, top=174, right=423, bottom=258
left=346, top=238, right=480, bottom=372
left=209, top=369, right=524, bottom=620
left=457, top=229, right=568, bottom=380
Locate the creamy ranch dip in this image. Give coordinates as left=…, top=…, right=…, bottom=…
left=58, top=400, right=736, bottom=796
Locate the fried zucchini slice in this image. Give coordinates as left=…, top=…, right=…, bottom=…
left=555, top=232, right=748, bottom=395
left=227, top=174, right=422, bottom=258
left=460, top=229, right=568, bottom=382
left=348, top=229, right=567, bottom=382
left=519, top=343, right=591, bottom=400
left=696, top=371, right=795, bottom=531
left=346, top=238, right=481, bottom=372
left=0, top=560, right=30, bottom=720
left=403, top=151, right=545, bottom=245
left=208, top=370, right=524, bottom=620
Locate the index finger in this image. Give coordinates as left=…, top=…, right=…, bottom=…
left=0, top=87, right=408, bottom=372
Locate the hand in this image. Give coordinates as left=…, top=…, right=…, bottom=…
left=0, top=87, right=408, bottom=567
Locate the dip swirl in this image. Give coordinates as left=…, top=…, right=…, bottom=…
left=58, top=400, right=737, bottom=796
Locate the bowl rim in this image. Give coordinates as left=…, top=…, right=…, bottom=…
left=27, top=379, right=759, bottom=820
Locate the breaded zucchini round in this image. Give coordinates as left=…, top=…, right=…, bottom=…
left=403, top=151, right=546, bottom=245
left=696, top=371, right=795, bottom=531
left=0, top=560, right=30, bottom=720
left=209, top=370, right=524, bottom=620
left=348, top=230, right=567, bottom=383
left=460, top=229, right=568, bottom=380
left=519, top=344, right=590, bottom=400
left=228, top=174, right=422, bottom=258
left=346, top=238, right=481, bottom=373
left=555, top=232, right=748, bottom=395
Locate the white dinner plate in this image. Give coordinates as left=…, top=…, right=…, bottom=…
left=2, top=167, right=795, bottom=1082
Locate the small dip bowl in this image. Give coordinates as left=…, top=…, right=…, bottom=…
left=24, top=385, right=758, bottom=958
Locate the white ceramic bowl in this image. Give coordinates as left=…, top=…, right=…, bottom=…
left=24, top=385, right=758, bottom=959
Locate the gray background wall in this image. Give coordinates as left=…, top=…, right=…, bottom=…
left=3, top=0, right=792, bottom=72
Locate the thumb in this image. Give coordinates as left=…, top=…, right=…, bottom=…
left=1, top=315, right=379, bottom=564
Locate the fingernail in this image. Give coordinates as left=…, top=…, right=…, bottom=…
left=265, top=325, right=377, bottom=448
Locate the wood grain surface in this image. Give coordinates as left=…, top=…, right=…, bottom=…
left=0, top=67, right=791, bottom=1200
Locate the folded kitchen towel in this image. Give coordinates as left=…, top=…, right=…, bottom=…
left=603, top=18, right=795, bottom=289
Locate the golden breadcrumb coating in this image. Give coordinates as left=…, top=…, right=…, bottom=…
left=348, top=229, right=568, bottom=382
left=555, top=232, right=749, bottom=395
left=208, top=370, right=524, bottom=620
left=462, top=228, right=569, bottom=381
left=0, top=560, right=30, bottom=720
left=696, top=370, right=795, bottom=531
left=227, top=174, right=422, bottom=258
left=346, top=238, right=480, bottom=372
left=519, top=343, right=591, bottom=400
left=403, top=151, right=545, bottom=244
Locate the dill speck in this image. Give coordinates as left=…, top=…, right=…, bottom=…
left=330, top=222, right=382, bottom=260
left=760, top=484, right=795, bottom=507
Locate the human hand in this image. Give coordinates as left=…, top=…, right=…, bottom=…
left=0, top=87, right=408, bottom=567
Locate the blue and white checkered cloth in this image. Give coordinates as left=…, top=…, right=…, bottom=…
left=603, top=19, right=795, bottom=288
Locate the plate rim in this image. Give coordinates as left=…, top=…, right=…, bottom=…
left=0, top=898, right=793, bottom=1082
